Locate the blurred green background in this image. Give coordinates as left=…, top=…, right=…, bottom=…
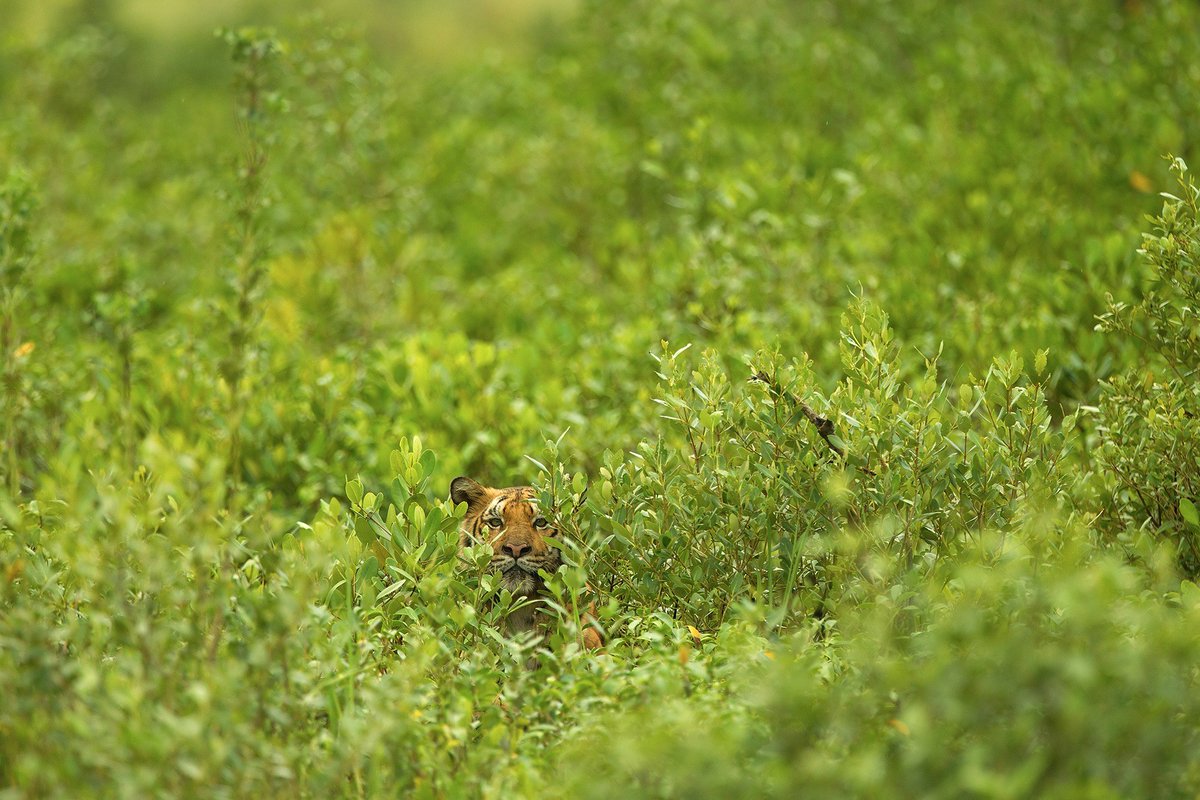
left=3, top=0, right=1200, bottom=797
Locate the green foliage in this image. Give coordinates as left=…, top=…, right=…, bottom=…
left=218, top=27, right=286, bottom=493
left=1095, top=157, right=1200, bottom=574
left=1, top=170, right=39, bottom=495
left=577, top=305, right=1071, bottom=632
left=558, top=544, right=1200, bottom=799
left=2, top=0, right=1200, bottom=796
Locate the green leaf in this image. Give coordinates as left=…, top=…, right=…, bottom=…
left=1182, top=498, right=1199, bottom=529
left=358, top=556, right=379, bottom=585
left=420, top=449, right=437, bottom=478
left=392, top=477, right=411, bottom=507
left=378, top=580, right=408, bottom=605
left=345, top=477, right=363, bottom=507
left=354, top=515, right=377, bottom=547
left=424, top=506, right=445, bottom=536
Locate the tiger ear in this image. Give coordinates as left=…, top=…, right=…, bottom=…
left=450, top=476, right=492, bottom=510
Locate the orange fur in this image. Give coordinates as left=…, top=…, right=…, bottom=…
left=451, top=477, right=603, bottom=653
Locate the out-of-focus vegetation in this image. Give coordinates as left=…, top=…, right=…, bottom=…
left=2, top=0, right=1200, bottom=796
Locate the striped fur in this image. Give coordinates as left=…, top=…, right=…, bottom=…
left=451, top=476, right=601, bottom=651
left=453, top=479, right=562, bottom=597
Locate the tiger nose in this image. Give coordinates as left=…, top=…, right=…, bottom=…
left=504, top=542, right=531, bottom=559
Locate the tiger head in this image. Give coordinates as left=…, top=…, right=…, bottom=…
left=451, top=477, right=562, bottom=597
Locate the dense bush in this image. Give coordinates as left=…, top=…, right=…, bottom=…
left=3, top=0, right=1200, bottom=796
left=559, top=304, right=1072, bottom=632
left=1095, top=157, right=1200, bottom=575
left=558, top=544, right=1200, bottom=799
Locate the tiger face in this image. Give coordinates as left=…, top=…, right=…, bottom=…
left=451, top=477, right=562, bottom=597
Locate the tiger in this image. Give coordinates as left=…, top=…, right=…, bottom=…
left=451, top=476, right=602, bottom=651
